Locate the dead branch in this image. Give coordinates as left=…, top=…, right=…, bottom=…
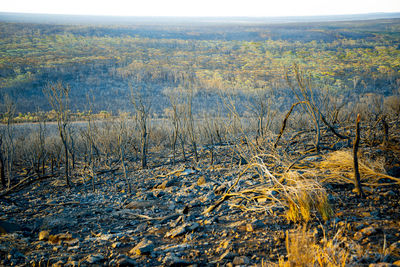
left=274, top=101, right=306, bottom=148
left=0, top=174, right=54, bottom=198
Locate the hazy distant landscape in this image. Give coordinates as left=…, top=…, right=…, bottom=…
left=1, top=12, right=400, bottom=114
left=0, top=12, right=400, bottom=266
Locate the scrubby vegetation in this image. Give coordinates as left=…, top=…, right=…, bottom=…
left=0, top=14, right=400, bottom=266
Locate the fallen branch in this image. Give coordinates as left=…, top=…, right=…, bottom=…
left=0, top=174, right=54, bottom=198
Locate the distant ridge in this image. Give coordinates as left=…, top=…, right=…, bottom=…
left=1, top=11, right=400, bottom=25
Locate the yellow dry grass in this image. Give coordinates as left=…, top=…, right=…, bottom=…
left=279, top=227, right=349, bottom=267
left=204, top=156, right=333, bottom=223
left=317, top=150, right=400, bottom=186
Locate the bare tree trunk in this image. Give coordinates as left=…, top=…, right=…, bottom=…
left=179, top=136, right=186, bottom=162
left=185, top=88, right=198, bottom=162
left=63, top=138, right=70, bottom=188
left=131, top=86, right=151, bottom=169
left=43, top=82, right=71, bottom=188
left=141, top=126, right=147, bottom=169
left=0, top=137, right=5, bottom=188
left=382, top=116, right=389, bottom=147
left=353, top=114, right=364, bottom=197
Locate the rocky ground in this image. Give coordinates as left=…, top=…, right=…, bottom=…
left=1, top=143, right=400, bottom=266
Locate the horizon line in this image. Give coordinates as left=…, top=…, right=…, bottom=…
left=1, top=11, right=400, bottom=19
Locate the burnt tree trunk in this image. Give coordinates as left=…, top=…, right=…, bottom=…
left=353, top=114, right=365, bottom=197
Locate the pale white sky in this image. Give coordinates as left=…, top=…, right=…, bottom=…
left=1, top=0, right=400, bottom=17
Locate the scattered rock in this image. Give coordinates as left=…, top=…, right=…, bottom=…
left=180, top=168, right=197, bottom=176
left=130, top=239, right=154, bottom=255
left=162, top=253, right=191, bottom=266
left=197, top=176, right=207, bottom=186
left=125, top=200, right=156, bottom=209
left=38, top=230, right=50, bottom=241
left=40, top=216, right=77, bottom=232
left=355, top=226, right=378, bottom=240
left=8, top=248, right=25, bottom=260
left=84, top=254, right=104, bottom=264
left=165, top=222, right=199, bottom=238
left=232, top=256, right=250, bottom=265
left=111, top=254, right=137, bottom=266
left=48, top=233, right=74, bottom=245
left=157, top=243, right=192, bottom=253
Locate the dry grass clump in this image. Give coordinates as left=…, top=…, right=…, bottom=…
left=279, top=227, right=349, bottom=267
left=204, top=156, right=333, bottom=223
left=284, top=176, right=332, bottom=223
left=317, top=150, right=400, bottom=186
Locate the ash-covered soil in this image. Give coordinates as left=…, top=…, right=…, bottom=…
left=1, top=145, right=400, bottom=266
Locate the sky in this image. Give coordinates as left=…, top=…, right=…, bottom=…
left=1, top=0, right=400, bottom=17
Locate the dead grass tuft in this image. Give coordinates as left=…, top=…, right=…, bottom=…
left=279, top=227, right=349, bottom=267
left=317, top=150, right=400, bottom=186
left=205, top=156, right=333, bottom=223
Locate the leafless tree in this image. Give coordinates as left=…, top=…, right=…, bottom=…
left=36, top=111, right=47, bottom=177
left=247, top=87, right=276, bottom=143
left=81, top=93, right=99, bottom=191
left=285, top=65, right=322, bottom=152
left=2, top=95, right=16, bottom=188
left=183, top=87, right=198, bottom=162
left=43, top=82, right=71, bottom=187
left=165, top=88, right=188, bottom=164
left=131, top=86, right=151, bottom=169
left=116, top=114, right=132, bottom=193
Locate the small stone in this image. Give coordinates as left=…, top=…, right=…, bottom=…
left=197, top=176, right=206, bottom=186
left=130, top=239, right=154, bottom=255
left=361, top=226, right=377, bottom=236
left=163, top=253, right=191, bottom=266
left=246, top=223, right=254, bottom=232
left=65, top=261, right=79, bottom=267
left=232, top=256, right=250, bottom=265
left=382, top=190, right=396, bottom=197
left=39, top=230, right=50, bottom=241
left=354, top=226, right=378, bottom=240
left=165, top=225, right=187, bottom=238
left=219, top=249, right=234, bottom=261
left=111, top=242, right=122, bottom=248
left=8, top=248, right=25, bottom=260
left=165, top=222, right=199, bottom=238
left=67, top=245, right=80, bottom=252
left=85, top=254, right=104, bottom=264
left=116, top=255, right=137, bottom=266
left=188, top=222, right=200, bottom=231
